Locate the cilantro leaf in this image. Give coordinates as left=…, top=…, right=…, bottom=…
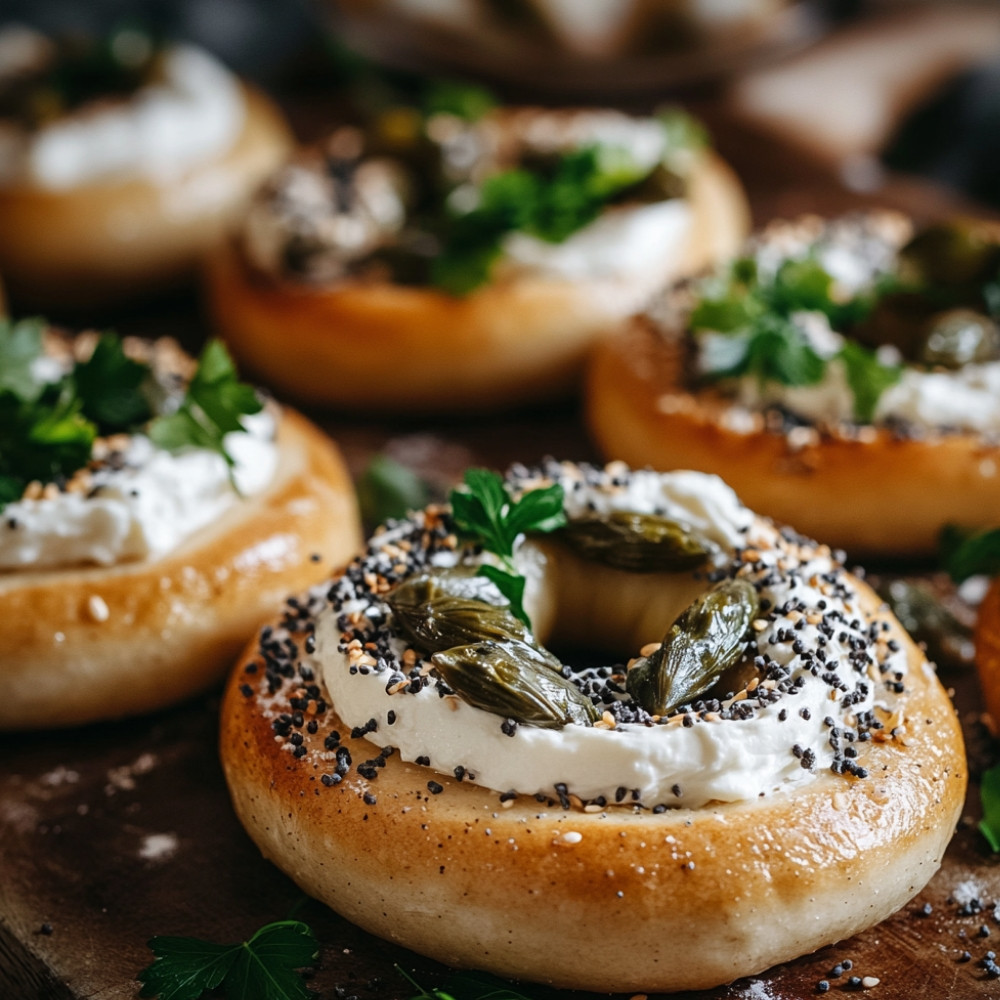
left=148, top=340, right=262, bottom=473
left=138, top=920, right=318, bottom=1000
left=449, top=469, right=566, bottom=626
left=941, top=524, right=1000, bottom=582
left=0, top=317, right=46, bottom=402
left=980, top=763, right=1000, bottom=853
left=72, top=332, right=153, bottom=430
left=358, top=454, right=433, bottom=529
left=838, top=341, right=901, bottom=423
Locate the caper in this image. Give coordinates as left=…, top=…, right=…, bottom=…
left=626, top=578, right=759, bottom=715
left=899, top=220, right=1000, bottom=289
left=919, top=308, right=1000, bottom=368
left=432, top=640, right=599, bottom=728
left=387, top=568, right=559, bottom=668
left=556, top=511, right=717, bottom=573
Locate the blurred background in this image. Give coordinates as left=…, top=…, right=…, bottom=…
left=2, top=0, right=999, bottom=211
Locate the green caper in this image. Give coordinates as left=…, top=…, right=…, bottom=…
left=387, top=568, right=559, bottom=668
left=432, top=640, right=599, bottom=728
left=919, top=308, right=1000, bottom=368
left=626, top=578, right=759, bottom=715
left=899, top=220, right=1000, bottom=289
left=555, top=511, right=717, bottom=573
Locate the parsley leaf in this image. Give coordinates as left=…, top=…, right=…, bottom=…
left=358, top=454, right=433, bottom=529
left=138, top=919, right=319, bottom=1000
left=148, top=340, right=262, bottom=473
left=397, top=965, right=536, bottom=1000
left=449, top=469, right=566, bottom=626
left=72, top=332, right=153, bottom=430
left=838, top=341, right=901, bottom=423
left=422, top=80, right=496, bottom=121
left=980, top=763, right=1000, bottom=853
left=709, top=313, right=826, bottom=387
left=432, top=146, right=649, bottom=296
left=0, top=390, right=96, bottom=495
left=941, top=524, right=1000, bottom=582
left=0, top=317, right=47, bottom=402
left=693, top=254, right=900, bottom=419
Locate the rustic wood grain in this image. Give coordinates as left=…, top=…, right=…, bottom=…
left=2, top=108, right=999, bottom=1000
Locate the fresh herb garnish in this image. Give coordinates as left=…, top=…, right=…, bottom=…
left=137, top=919, right=319, bottom=1000
left=980, top=763, right=1000, bottom=853
left=693, top=254, right=901, bottom=420
left=73, top=332, right=153, bottom=430
left=148, top=340, right=263, bottom=477
left=0, top=329, right=261, bottom=511
left=422, top=79, right=497, bottom=122
left=839, top=340, right=902, bottom=423
left=941, top=524, right=1000, bottom=582
left=0, top=317, right=47, bottom=402
left=432, top=145, right=651, bottom=296
left=396, top=964, right=536, bottom=1000
left=449, top=469, right=565, bottom=627
left=358, top=454, right=433, bottom=530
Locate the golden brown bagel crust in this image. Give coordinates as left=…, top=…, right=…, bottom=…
left=0, top=87, right=292, bottom=310
left=0, top=410, right=360, bottom=730
left=586, top=318, right=1000, bottom=557
left=974, top=578, right=1000, bottom=729
left=220, top=576, right=965, bottom=993
left=205, top=152, right=748, bottom=413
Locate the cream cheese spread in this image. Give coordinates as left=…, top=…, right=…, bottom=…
left=0, top=410, right=277, bottom=571
left=310, top=462, right=906, bottom=809
left=0, top=41, right=245, bottom=189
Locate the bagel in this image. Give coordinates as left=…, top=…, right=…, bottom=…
left=221, top=460, right=965, bottom=992
left=0, top=330, right=361, bottom=729
left=206, top=109, right=748, bottom=412
left=0, top=30, right=293, bottom=310
left=974, top=578, right=1000, bottom=729
left=587, top=212, right=1000, bottom=556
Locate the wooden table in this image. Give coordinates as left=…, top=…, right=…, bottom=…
left=2, top=111, right=999, bottom=1000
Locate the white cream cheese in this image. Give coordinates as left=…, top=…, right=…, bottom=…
left=313, top=465, right=905, bottom=809
left=500, top=199, right=692, bottom=286
left=0, top=409, right=277, bottom=571
left=0, top=43, right=246, bottom=189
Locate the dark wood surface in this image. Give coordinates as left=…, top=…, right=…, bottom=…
left=3, top=111, right=1000, bottom=1000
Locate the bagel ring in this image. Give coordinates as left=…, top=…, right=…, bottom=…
left=0, top=333, right=361, bottom=730
left=0, top=44, right=293, bottom=311
left=586, top=213, right=1000, bottom=557
left=221, top=460, right=965, bottom=992
left=206, top=113, right=748, bottom=413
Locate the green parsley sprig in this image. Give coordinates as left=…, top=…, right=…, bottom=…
left=432, top=145, right=654, bottom=296
left=148, top=340, right=262, bottom=481
left=449, top=469, right=565, bottom=627
left=941, top=524, right=1000, bottom=582
left=137, top=919, right=319, bottom=1000
left=692, top=255, right=901, bottom=422
left=357, top=454, right=434, bottom=531
left=980, top=763, right=1000, bottom=853
left=0, top=323, right=261, bottom=510
left=397, top=965, right=537, bottom=1000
